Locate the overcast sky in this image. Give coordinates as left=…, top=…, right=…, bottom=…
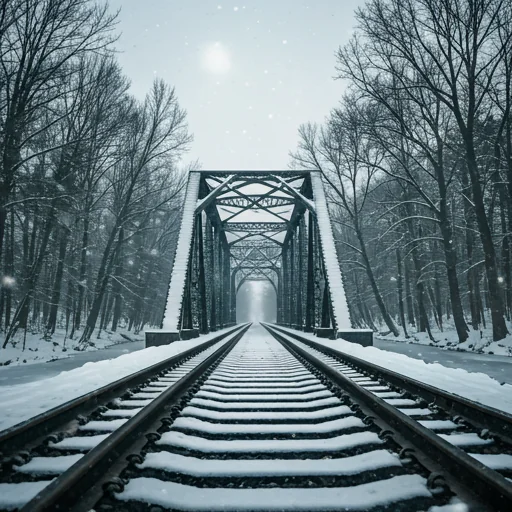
left=108, top=0, right=363, bottom=170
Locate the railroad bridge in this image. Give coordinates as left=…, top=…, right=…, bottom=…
left=146, top=170, right=372, bottom=347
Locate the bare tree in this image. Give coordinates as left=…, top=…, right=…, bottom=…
left=336, top=0, right=512, bottom=340
left=291, top=97, right=400, bottom=336
left=78, top=79, right=191, bottom=346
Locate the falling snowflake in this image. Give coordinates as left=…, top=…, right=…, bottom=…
left=268, top=114, right=273, bottom=119
left=234, top=6, right=239, bottom=11
left=1, top=275, right=16, bottom=288
left=282, top=40, right=287, bottom=44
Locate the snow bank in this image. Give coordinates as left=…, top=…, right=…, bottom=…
left=0, top=326, right=238, bottom=432
left=274, top=325, right=512, bottom=415
left=0, top=327, right=144, bottom=367
left=378, top=321, right=512, bottom=357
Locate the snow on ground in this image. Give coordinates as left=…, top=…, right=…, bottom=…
left=374, top=338, right=512, bottom=384
left=0, top=326, right=240, bottom=432
left=273, top=325, right=512, bottom=415
left=377, top=318, right=512, bottom=357
left=0, top=326, right=144, bottom=367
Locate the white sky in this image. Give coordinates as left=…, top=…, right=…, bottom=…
left=107, top=0, right=363, bottom=170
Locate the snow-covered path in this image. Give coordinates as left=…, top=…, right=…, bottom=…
left=0, top=340, right=145, bottom=387
left=375, top=338, right=512, bottom=384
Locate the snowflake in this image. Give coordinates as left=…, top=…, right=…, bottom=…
left=282, top=40, right=287, bottom=44
left=234, top=6, right=239, bottom=11
left=1, top=275, right=16, bottom=288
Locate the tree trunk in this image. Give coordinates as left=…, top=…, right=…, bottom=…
left=355, top=221, right=399, bottom=336
left=463, top=136, right=508, bottom=340
left=74, top=213, right=90, bottom=332
left=110, top=228, right=124, bottom=332
left=438, top=193, right=468, bottom=341
left=396, top=248, right=408, bottom=337
left=78, top=223, right=121, bottom=346
left=403, top=255, right=416, bottom=327
left=46, top=225, right=70, bottom=335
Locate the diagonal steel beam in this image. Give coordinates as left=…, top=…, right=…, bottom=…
left=272, top=175, right=316, bottom=214
left=195, top=174, right=236, bottom=214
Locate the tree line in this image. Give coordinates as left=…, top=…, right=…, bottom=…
left=291, top=0, right=512, bottom=343
left=0, top=0, right=191, bottom=349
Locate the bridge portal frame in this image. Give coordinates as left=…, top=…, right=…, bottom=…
left=146, top=170, right=371, bottom=347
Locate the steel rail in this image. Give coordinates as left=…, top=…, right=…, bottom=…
left=0, top=324, right=247, bottom=455
left=269, top=323, right=512, bottom=444
left=20, top=323, right=251, bottom=512
left=264, top=323, right=512, bottom=512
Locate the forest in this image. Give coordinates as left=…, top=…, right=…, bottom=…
left=2, top=0, right=512, bottom=356
left=0, top=0, right=191, bottom=351
left=291, top=0, right=512, bottom=346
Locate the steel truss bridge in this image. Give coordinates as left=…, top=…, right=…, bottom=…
left=147, top=170, right=370, bottom=345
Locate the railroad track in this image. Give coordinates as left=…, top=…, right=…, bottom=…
left=0, top=323, right=511, bottom=511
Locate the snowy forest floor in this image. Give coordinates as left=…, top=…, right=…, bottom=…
left=377, top=319, right=512, bottom=357
left=0, top=327, right=145, bottom=367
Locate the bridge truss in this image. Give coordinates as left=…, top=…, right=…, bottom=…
left=157, top=170, right=354, bottom=341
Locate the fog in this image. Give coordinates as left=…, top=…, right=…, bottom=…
left=236, top=281, right=277, bottom=324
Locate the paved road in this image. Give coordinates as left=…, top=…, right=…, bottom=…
left=374, top=338, right=512, bottom=384
left=0, top=340, right=145, bottom=387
